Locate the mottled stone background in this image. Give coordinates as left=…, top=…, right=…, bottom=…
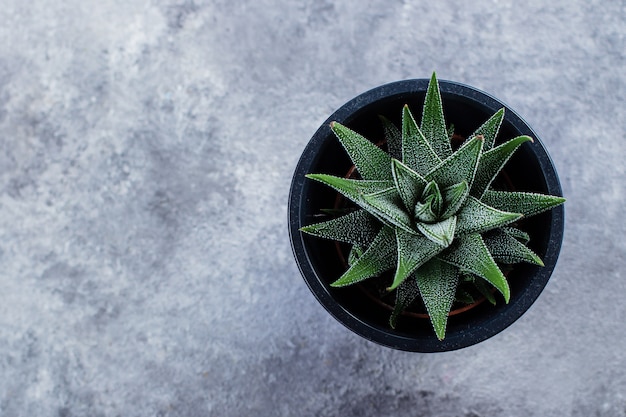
left=0, top=0, right=624, bottom=416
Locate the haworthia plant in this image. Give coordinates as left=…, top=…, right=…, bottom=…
left=301, top=73, right=565, bottom=341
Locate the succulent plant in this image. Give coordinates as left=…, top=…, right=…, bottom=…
left=300, top=73, right=565, bottom=340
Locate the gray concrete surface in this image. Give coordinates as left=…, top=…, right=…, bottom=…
left=0, top=0, right=624, bottom=416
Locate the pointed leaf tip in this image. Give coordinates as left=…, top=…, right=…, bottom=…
left=470, top=135, right=533, bottom=198
left=484, top=229, right=544, bottom=267
left=329, top=122, right=393, bottom=181
left=438, top=233, right=510, bottom=303
left=482, top=191, right=565, bottom=218
left=425, top=135, right=483, bottom=190
left=422, top=72, right=452, bottom=159
left=415, top=258, right=458, bottom=340
left=389, top=229, right=445, bottom=290
left=470, top=108, right=505, bottom=150
left=330, top=226, right=396, bottom=287
left=401, top=105, right=441, bottom=174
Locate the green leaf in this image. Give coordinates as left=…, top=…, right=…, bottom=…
left=483, top=229, right=544, bottom=266
left=471, top=135, right=533, bottom=198
left=306, top=173, right=390, bottom=198
left=438, top=233, right=510, bottom=302
left=306, top=174, right=416, bottom=233
left=305, top=173, right=393, bottom=212
left=456, top=196, right=522, bottom=235
left=421, top=72, right=452, bottom=159
left=415, top=258, right=459, bottom=340
left=416, top=216, right=457, bottom=247
left=348, top=245, right=365, bottom=266
left=401, top=105, right=441, bottom=175
left=363, top=187, right=415, bottom=233
left=331, top=226, right=396, bottom=287
left=379, top=115, right=402, bottom=160
left=388, top=228, right=444, bottom=290
left=502, top=226, right=530, bottom=244
left=441, top=181, right=469, bottom=219
left=425, top=135, right=483, bottom=189
left=447, top=124, right=455, bottom=141
left=391, top=158, right=427, bottom=214
left=421, top=181, right=443, bottom=215
left=414, top=181, right=443, bottom=223
left=470, top=108, right=505, bottom=150
left=414, top=200, right=438, bottom=224
left=300, top=209, right=381, bottom=247
left=389, top=273, right=420, bottom=328
left=473, top=276, right=497, bottom=305
left=481, top=191, right=566, bottom=218
left=330, top=122, right=393, bottom=181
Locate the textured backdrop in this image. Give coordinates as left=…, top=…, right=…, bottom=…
left=0, top=0, right=624, bottom=416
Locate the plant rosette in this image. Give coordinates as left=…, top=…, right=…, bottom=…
left=288, top=73, right=565, bottom=352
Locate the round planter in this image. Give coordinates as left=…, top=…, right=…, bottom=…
left=288, top=78, right=565, bottom=352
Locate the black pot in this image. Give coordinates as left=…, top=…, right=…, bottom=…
left=288, top=79, right=565, bottom=352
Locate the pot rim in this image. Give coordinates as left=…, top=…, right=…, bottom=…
left=288, top=78, right=565, bottom=352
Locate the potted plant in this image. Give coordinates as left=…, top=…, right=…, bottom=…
left=288, top=73, right=565, bottom=352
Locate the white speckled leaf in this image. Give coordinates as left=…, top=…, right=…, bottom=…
left=422, top=181, right=443, bottom=213
left=415, top=258, right=459, bottom=340
left=389, top=273, right=420, bottom=328
left=305, top=173, right=393, bottom=212
left=414, top=181, right=443, bottom=223
left=306, top=174, right=393, bottom=194
left=330, top=122, right=393, bottom=181
left=447, top=123, right=455, bottom=141
left=481, top=191, right=566, bottom=218
left=401, top=105, right=441, bottom=175
left=348, top=245, right=365, bottom=266
left=331, top=226, right=396, bottom=287
left=502, top=226, right=530, bottom=244
left=300, top=209, right=381, bottom=247
left=416, top=216, right=457, bottom=247
left=470, top=135, right=532, bottom=198
left=379, top=115, right=402, bottom=160
left=438, top=233, right=510, bottom=302
left=363, top=187, right=415, bottom=233
left=414, top=200, right=438, bottom=223
left=306, top=174, right=414, bottom=234
left=469, top=108, right=505, bottom=150
left=421, top=72, right=452, bottom=159
left=456, top=196, right=522, bottom=235
left=391, top=158, right=427, bottom=213
left=389, top=228, right=444, bottom=290
left=425, top=136, right=483, bottom=189
left=441, top=181, right=469, bottom=219
left=483, top=229, right=544, bottom=266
